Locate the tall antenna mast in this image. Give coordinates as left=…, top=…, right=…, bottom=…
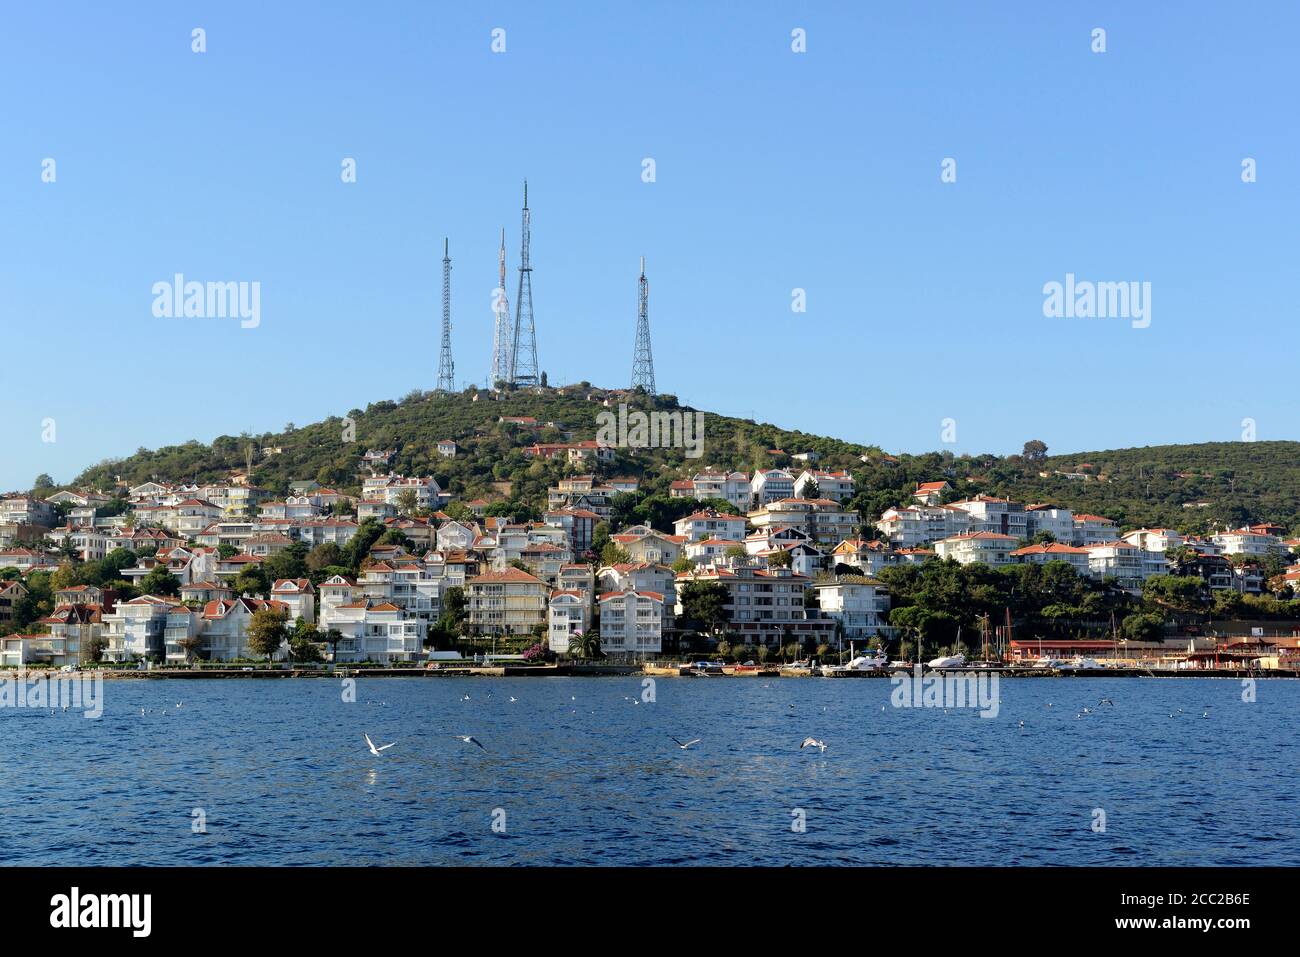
left=437, top=238, right=456, bottom=392
left=510, top=180, right=539, bottom=387
left=631, top=255, right=656, bottom=394
left=490, top=227, right=513, bottom=389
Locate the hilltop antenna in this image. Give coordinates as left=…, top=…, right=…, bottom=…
left=490, top=228, right=513, bottom=389
left=510, top=180, right=539, bottom=387
left=437, top=238, right=456, bottom=392
left=631, top=255, right=656, bottom=394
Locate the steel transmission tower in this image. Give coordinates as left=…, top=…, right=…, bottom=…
left=490, top=228, right=513, bottom=389
left=436, top=238, right=456, bottom=392
left=510, top=181, right=540, bottom=387
left=631, top=256, right=656, bottom=394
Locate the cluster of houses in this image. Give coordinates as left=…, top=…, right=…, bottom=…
left=3, top=460, right=1299, bottom=668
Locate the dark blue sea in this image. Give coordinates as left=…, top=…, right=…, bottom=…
left=1, top=675, right=1295, bottom=866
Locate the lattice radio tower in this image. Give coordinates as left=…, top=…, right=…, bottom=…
left=510, top=181, right=540, bottom=387
left=631, top=256, right=656, bottom=394
left=490, top=228, right=513, bottom=389
left=436, top=238, right=456, bottom=392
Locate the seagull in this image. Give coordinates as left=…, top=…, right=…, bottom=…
left=508, top=696, right=517, bottom=703
left=1017, top=720, right=1025, bottom=729
left=460, top=694, right=470, bottom=702
left=363, top=732, right=395, bottom=756
left=1098, top=698, right=1113, bottom=707
left=1079, top=707, right=1093, bottom=715
left=1201, top=711, right=1210, bottom=719
left=670, top=736, right=701, bottom=750
left=800, top=737, right=828, bottom=753
left=455, top=735, right=486, bottom=751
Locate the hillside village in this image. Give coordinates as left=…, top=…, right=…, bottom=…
left=5, top=387, right=1300, bottom=668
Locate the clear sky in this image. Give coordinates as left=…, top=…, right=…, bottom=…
left=2, top=1, right=1296, bottom=492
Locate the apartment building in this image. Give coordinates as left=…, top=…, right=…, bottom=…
left=466, top=567, right=548, bottom=636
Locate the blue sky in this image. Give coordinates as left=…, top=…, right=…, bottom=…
left=2, top=1, right=1296, bottom=491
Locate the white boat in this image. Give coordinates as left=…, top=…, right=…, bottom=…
left=1059, top=656, right=1106, bottom=671
left=1026, top=656, right=1067, bottom=669
left=822, top=647, right=890, bottom=675
left=926, top=653, right=966, bottom=669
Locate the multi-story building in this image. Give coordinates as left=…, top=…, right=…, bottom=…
left=0, top=495, right=56, bottom=528
left=876, top=504, right=971, bottom=548
left=1024, top=504, right=1075, bottom=543
left=949, top=496, right=1028, bottom=540
left=596, top=589, right=664, bottom=656
left=1009, top=542, right=1091, bottom=575
left=1211, top=527, right=1286, bottom=558
left=934, top=532, right=1017, bottom=566
left=750, top=469, right=795, bottom=506
left=466, top=567, right=548, bottom=636
left=547, top=590, right=590, bottom=654
left=675, top=564, right=833, bottom=646
left=812, top=577, right=891, bottom=641
left=270, top=579, right=316, bottom=624
left=1083, top=541, right=1146, bottom=591
left=793, top=470, right=854, bottom=503
left=101, top=595, right=179, bottom=661
left=673, top=510, right=748, bottom=543
left=748, top=499, right=858, bottom=546
left=1072, top=514, right=1120, bottom=546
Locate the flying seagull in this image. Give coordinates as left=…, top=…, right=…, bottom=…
left=670, top=736, right=701, bottom=750
left=455, top=735, right=486, bottom=751
left=363, top=733, right=395, bottom=756
left=800, top=737, right=828, bottom=753
left=1098, top=698, right=1114, bottom=707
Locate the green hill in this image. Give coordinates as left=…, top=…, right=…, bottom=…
left=66, top=385, right=1300, bottom=536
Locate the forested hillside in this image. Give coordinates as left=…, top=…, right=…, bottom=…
left=60, top=385, right=1300, bottom=536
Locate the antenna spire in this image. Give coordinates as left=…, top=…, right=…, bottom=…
left=490, top=227, right=513, bottom=388
left=436, top=239, right=455, bottom=392
left=510, top=180, right=539, bottom=387
left=631, top=256, right=656, bottom=394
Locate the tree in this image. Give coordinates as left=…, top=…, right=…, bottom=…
left=1119, top=612, right=1165, bottom=642
left=1022, top=440, right=1048, bottom=462
left=177, top=635, right=204, bottom=664
left=767, top=549, right=792, bottom=568
left=83, top=635, right=108, bottom=664
left=590, top=522, right=612, bottom=560
left=139, top=564, right=180, bottom=597
left=306, top=542, right=343, bottom=574
left=395, top=488, right=420, bottom=516
left=323, top=628, right=345, bottom=662
left=569, top=629, right=602, bottom=659
left=600, top=542, right=631, bottom=566
left=678, top=580, right=730, bottom=637
left=287, top=618, right=325, bottom=663
left=33, top=474, right=55, bottom=491
left=233, top=565, right=270, bottom=597
left=246, top=606, right=290, bottom=662
left=800, top=479, right=820, bottom=500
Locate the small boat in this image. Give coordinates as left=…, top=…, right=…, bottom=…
left=926, top=652, right=966, bottom=669
left=1059, top=656, right=1106, bottom=671
left=1026, top=656, right=1067, bottom=669
left=822, top=645, right=890, bottom=675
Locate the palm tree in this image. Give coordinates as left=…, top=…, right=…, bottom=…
left=569, top=629, right=602, bottom=660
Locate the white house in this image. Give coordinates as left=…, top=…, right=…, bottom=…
left=934, top=532, right=1017, bottom=566
left=813, top=577, right=891, bottom=641
left=596, top=589, right=664, bottom=656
